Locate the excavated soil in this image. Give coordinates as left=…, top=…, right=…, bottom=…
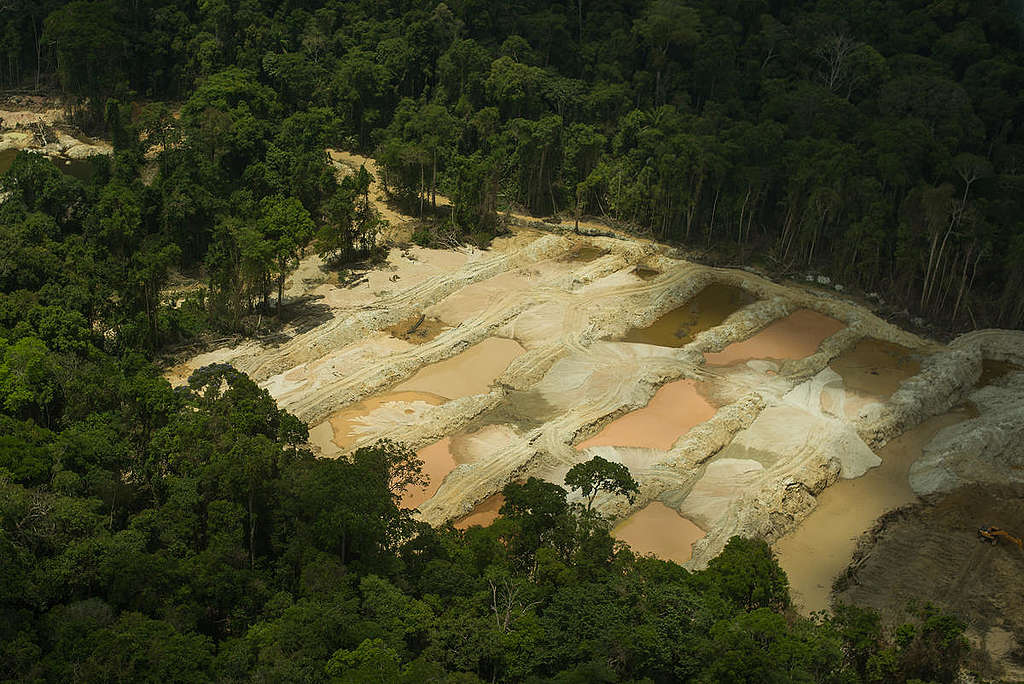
left=834, top=484, right=1024, bottom=680
left=385, top=314, right=450, bottom=344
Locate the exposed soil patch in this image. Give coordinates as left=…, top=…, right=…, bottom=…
left=633, top=266, right=661, bottom=280
left=425, top=269, right=533, bottom=326
left=619, top=283, right=756, bottom=348
left=614, top=502, right=706, bottom=563
left=385, top=314, right=449, bottom=344
left=834, top=483, right=1024, bottom=679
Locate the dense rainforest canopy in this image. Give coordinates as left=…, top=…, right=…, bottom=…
left=2, top=0, right=1023, bottom=330
left=0, top=0, right=1020, bottom=681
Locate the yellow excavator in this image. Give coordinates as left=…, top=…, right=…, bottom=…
left=978, top=526, right=1023, bottom=549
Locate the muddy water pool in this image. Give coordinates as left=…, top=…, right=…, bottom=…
left=613, top=502, right=706, bottom=563
left=824, top=338, right=922, bottom=418
left=402, top=425, right=518, bottom=509
left=774, top=405, right=977, bottom=614
left=559, top=244, right=607, bottom=263
left=620, top=283, right=756, bottom=348
left=704, top=308, right=845, bottom=366
left=978, top=359, right=1022, bottom=387
left=576, top=378, right=717, bottom=451
left=455, top=493, right=505, bottom=529
left=394, top=336, right=526, bottom=398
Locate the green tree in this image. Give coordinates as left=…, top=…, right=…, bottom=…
left=256, top=196, right=315, bottom=314
left=563, top=456, right=638, bottom=512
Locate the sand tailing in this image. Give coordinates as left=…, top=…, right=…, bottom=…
left=168, top=219, right=1021, bottom=636
left=0, top=100, right=112, bottom=167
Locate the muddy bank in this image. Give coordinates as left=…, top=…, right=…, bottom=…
left=910, top=369, right=1024, bottom=496
left=835, top=484, right=1024, bottom=681
left=774, top=406, right=975, bottom=614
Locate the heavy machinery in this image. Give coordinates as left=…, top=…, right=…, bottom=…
left=978, top=526, right=1024, bottom=549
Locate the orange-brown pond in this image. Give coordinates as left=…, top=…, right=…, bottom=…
left=620, top=283, right=756, bottom=348
left=576, top=378, right=716, bottom=451
left=402, top=425, right=519, bottom=509
left=613, top=502, right=706, bottom=563
left=774, top=404, right=977, bottom=614
left=394, top=337, right=526, bottom=398
left=824, top=338, right=923, bottom=418
left=308, top=391, right=447, bottom=456
left=454, top=493, right=505, bottom=529
left=403, top=437, right=458, bottom=509
left=704, top=309, right=845, bottom=366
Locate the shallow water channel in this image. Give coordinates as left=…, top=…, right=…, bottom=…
left=774, top=405, right=977, bottom=614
